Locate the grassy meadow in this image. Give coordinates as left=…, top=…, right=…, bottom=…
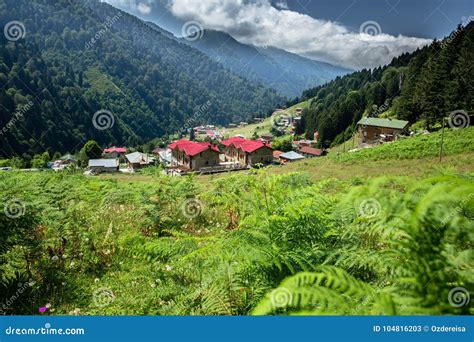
left=0, top=127, right=473, bottom=315
left=221, top=101, right=310, bottom=138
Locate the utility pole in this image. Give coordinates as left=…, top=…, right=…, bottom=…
left=439, top=117, right=446, bottom=162
left=343, top=131, right=346, bottom=153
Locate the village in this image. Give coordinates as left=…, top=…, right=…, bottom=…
left=75, top=108, right=410, bottom=176
left=0, top=105, right=411, bottom=176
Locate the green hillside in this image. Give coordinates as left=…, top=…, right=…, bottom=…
left=332, top=126, right=474, bottom=162
left=222, top=101, right=310, bottom=138
left=1, top=2, right=473, bottom=319
left=1, top=125, right=472, bottom=315
left=0, top=0, right=284, bottom=158
left=292, top=22, right=473, bottom=147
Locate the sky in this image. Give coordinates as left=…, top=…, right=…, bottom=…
left=102, top=0, right=474, bottom=69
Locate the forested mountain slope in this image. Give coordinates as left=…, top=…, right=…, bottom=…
left=294, top=22, right=473, bottom=147
left=183, top=30, right=349, bottom=98
left=0, top=0, right=284, bottom=158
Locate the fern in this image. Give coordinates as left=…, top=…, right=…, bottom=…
left=253, top=266, right=395, bottom=315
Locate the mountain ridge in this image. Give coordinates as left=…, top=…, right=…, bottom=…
left=0, top=0, right=284, bottom=158
left=181, top=29, right=350, bottom=98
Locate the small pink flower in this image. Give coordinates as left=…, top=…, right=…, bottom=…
left=38, top=306, right=48, bottom=313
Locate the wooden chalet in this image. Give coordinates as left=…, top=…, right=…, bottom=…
left=357, top=118, right=409, bottom=144
left=168, top=139, right=220, bottom=172
left=221, top=137, right=273, bottom=166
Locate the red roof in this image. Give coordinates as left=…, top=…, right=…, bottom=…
left=168, top=139, right=220, bottom=157
left=273, top=150, right=283, bottom=158
left=222, top=137, right=272, bottom=153
left=299, top=146, right=322, bottom=156
left=221, top=136, right=246, bottom=147
left=104, top=147, right=127, bottom=153
left=239, top=140, right=269, bottom=153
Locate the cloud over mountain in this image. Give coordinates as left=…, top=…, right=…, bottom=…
left=168, top=0, right=432, bottom=69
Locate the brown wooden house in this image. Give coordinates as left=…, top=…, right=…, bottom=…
left=222, top=137, right=273, bottom=166
left=168, top=139, right=220, bottom=171
left=357, top=118, right=409, bottom=144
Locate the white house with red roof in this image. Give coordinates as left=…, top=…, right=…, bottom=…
left=168, top=139, right=220, bottom=171
left=221, top=137, right=273, bottom=166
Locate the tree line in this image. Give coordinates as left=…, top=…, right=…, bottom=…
left=291, top=22, right=473, bottom=147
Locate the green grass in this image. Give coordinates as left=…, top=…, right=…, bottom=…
left=1, top=164, right=472, bottom=315
left=1, top=126, right=472, bottom=316
left=283, top=100, right=310, bottom=116
left=220, top=100, right=310, bottom=138
left=328, top=133, right=361, bottom=153
left=85, top=67, right=124, bottom=95
left=199, top=126, right=474, bottom=185
left=331, top=127, right=474, bottom=163
left=221, top=119, right=273, bottom=138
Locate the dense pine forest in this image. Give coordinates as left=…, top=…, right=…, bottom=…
left=292, top=22, right=473, bottom=147
left=0, top=0, right=283, bottom=158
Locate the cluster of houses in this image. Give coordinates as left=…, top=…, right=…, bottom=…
left=82, top=116, right=410, bottom=175
left=87, top=147, right=158, bottom=174
left=193, top=125, right=222, bottom=140
left=166, top=137, right=274, bottom=175
left=273, top=138, right=323, bottom=164
left=166, top=135, right=326, bottom=174
left=84, top=134, right=328, bottom=175
left=271, top=107, right=304, bottom=134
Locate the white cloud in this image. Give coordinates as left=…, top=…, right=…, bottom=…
left=137, top=2, right=152, bottom=14
left=169, top=0, right=432, bottom=69
left=102, top=0, right=152, bottom=16
left=273, top=0, right=288, bottom=10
